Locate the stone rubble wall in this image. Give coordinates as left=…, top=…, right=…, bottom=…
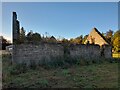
left=12, top=43, right=112, bottom=65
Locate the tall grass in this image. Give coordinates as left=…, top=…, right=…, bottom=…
left=2, top=54, right=119, bottom=88
left=35, top=55, right=117, bottom=69
left=2, top=54, right=118, bottom=77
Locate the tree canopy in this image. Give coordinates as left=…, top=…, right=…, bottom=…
left=0, top=36, right=11, bottom=50
left=12, top=27, right=120, bottom=53
left=112, top=30, right=120, bottom=53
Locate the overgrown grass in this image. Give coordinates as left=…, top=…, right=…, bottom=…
left=2, top=54, right=119, bottom=88
left=36, top=55, right=119, bottom=69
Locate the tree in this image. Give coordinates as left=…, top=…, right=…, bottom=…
left=102, top=32, right=105, bottom=37
left=0, top=36, right=11, bottom=50
left=105, top=30, right=113, bottom=44
left=113, top=37, right=120, bottom=52
left=112, top=30, right=120, bottom=41
left=61, top=38, right=69, bottom=44
left=112, top=30, right=120, bottom=53
left=19, top=27, right=26, bottom=43
left=32, top=33, right=41, bottom=42
left=75, top=35, right=83, bottom=44
left=26, top=30, right=33, bottom=42
left=106, top=30, right=113, bottom=38
left=69, top=38, right=74, bottom=44
left=0, top=36, right=7, bottom=44
left=69, top=35, right=83, bottom=44
left=82, top=35, right=88, bottom=44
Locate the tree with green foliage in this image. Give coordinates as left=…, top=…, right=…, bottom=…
left=82, top=35, right=88, bottom=44
left=75, top=35, right=83, bottom=44
left=19, top=27, right=26, bottom=43
left=113, top=37, right=120, bottom=52
left=26, top=30, right=33, bottom=42
left=112, top=30, right=120, bottom=53
left=31, top=33, right=42, bottom=42
left=105, top=30, right=113, bottom=44
left=61, top=38, right=69, bottom=44
left=0, top=36, right=11, bottom=50
left=26, top=31, right=41, bottom=43
left=69, top=35, right=83, bottom=44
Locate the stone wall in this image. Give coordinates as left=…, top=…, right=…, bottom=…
left=104, top=45, right=112, bottom=58
left=12, top=43, right=112, bottom=65
left=69, top=44, right=101, bottom=59
left=13, top=43, right=64, bottom=65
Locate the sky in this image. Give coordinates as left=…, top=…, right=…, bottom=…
left=2, top=2, right=118, bottom=42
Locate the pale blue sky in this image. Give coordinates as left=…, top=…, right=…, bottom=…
left=2, top=2, right=118, bottom=42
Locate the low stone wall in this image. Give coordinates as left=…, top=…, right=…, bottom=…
left=12, top=43, right=112, bottom=65
left=13, top=43, right=64, bottom=65
left=104, top=45, right=112, bottom=58
left=69, top=44, right=100, bottom=59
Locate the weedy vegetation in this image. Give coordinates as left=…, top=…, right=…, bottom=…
left=2, top=54, right=119, bottom=88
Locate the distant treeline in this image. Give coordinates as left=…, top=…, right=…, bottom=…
left=1, top=27, right=120, bottom=53
left=14, top=27, right=89, bottom=45
left=0, top=36, right=12, bottom=50
left=15, top=27, right=120, bottom=53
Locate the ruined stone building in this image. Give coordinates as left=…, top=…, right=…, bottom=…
left=12, top=12, right=20, bottom=43
left=84, top=28, right=109, bottom=46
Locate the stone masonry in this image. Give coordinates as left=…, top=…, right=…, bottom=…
left=12, top=43, right=112, bottom=65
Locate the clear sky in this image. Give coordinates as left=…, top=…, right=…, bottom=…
left=2, top=2, right=118, bottom=42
